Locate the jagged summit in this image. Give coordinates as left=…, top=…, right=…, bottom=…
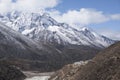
left=0, top=11, right=115, bottom=48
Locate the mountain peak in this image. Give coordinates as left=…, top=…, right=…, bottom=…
left=81, top=27, right=89, bottom=31
left=0, top=11, right=115, bottom=48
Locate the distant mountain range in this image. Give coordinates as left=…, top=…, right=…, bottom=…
left=0, top=22, right=101, bottom=71
left=0, top=11, right=115, bottom=48
left=0, top=11, right=116, bottom=72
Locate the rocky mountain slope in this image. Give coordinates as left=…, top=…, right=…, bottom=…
left=0, top=22, right=102, bottom=72
left=49, top=61, right=89, bottom=80
left=49, top=41, right=120, bottom=80
left=0, top=11, right=114, bottom=48
left=0, top=21, right=56, bottom=61
left=0, top=22, right=67, bottom=71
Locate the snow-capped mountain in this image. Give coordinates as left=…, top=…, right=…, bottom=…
left=0, top=21, right=73, bottom=71
left=0, top=11, right=115, bottom=72
left=0, top=21, right=103, bottom=71
left=0, top=11, right=115, bottom=48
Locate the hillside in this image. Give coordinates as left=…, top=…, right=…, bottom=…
left=49, top=41, right=120, bottom=80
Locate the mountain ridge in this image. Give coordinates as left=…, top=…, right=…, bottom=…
left=0, top=21, right=102, bottom=72
left=0, top=11, right=115, bottom=48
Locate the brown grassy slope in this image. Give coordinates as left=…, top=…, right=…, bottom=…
left=49, top=41, right=120, bottom=80
left=49, top=61, right=88, bottom=80
left=72, top=41, right=120, bottom=80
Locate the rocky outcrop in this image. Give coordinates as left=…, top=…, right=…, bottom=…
left=49, top=61, right=88, bottom=80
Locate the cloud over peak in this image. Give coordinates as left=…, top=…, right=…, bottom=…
left=0, top=0, right=60, bottom=13
left=49, top=8, right=120, bottom=26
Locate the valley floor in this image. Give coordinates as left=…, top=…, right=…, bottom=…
left=23, top=71, right=54, bottom=80
left=23, top=61, right=88, bottom=80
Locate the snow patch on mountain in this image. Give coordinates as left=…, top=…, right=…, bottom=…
left=0, top=11, right=115, bottom=48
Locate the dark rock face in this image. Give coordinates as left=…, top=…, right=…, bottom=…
left=0, top=61, right=26, bottom=80
left=49, top=42, right=120, bottom=80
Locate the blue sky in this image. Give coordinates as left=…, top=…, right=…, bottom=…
left=55, top=0, right=120, bottom=13
left=53, top=0, right=120, bottom=39
left=0, top=0, right=120, bottom=39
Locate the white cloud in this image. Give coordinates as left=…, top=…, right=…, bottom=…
left=110, top=14, right=120, bottom=20
left=48, top=8, right=120, bottom=26
left=48, top=9, right=120, bottom=40
left=61, top=8, right=109, bottom=25
left=0, top=0, right=13, bottom=13
left=99, top=30, right=120, bottom=40
left=0, top=0, right=60, bottom=13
